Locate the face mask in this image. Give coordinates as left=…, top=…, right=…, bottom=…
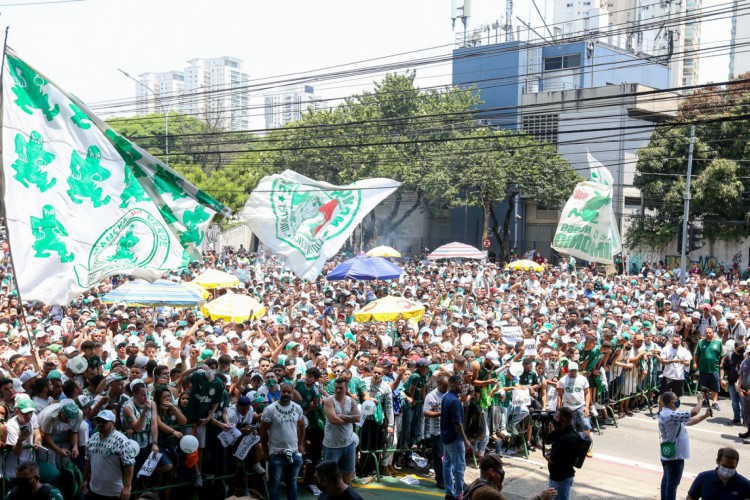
left=266, top=379, right=277, bottom=388
left=717, top=465, right=736, bottom=479
left=673, top=400, right=681, bottom=408
left=14, top=478, right=34, bottom=493
left=206, top=369, right=216, bottom=379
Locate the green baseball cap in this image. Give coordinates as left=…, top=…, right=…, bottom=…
left=15, top=397, right=35, bottom=414
left=47, top=370, right=62, bottom=380
left=200, top=349, right=213, bottom=360
left=60, top=400, right=80, bottom=420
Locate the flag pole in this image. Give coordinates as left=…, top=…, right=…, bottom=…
left=0, top=29, right=40, bottom=370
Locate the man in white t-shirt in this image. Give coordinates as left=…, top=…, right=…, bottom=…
left=660, top=334, right=692, bottom=398
left=658, top=392, right=711, bottom=500
left=260, top=382, right=305, bottom=500
left=4, top=398, right=41, bottom=479
left=82, top=409, right=136, bottom=499
left=556, top=363, right=592, bottom=441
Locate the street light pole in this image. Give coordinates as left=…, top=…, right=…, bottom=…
left=164, top=86, right=202, bottom=166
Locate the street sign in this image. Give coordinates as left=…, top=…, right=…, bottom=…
left=482, top=238, right=491, bottom=249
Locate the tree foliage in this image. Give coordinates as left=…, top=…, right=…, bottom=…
left=630, top=74, right=750, bottom=248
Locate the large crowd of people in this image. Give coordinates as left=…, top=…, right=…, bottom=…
left=0, top=243, right=749, bottom=500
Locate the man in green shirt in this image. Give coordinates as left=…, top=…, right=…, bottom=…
left=295, top=368, right=324, bottom=495
left=694, top=327, right=724, bottom=411
left=401, top=358, right=429, bottom=464
left=182, top=359, right=225, bottom=486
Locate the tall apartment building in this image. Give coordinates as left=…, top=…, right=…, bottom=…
left=135, top=71, right=185, bottom=116
left=552, top=0, right=701, bottom=89
left=730, top=0, right=750, bottom=78
left=136, top=56, right=250, bottom=131
left=264, top=84, right=321, bottom=130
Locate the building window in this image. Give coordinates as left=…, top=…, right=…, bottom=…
left=624, top=196, right=641, bottom=207
left=536, top=204, right=561, bottom=219
left=544, top=54, right=581, bottom=71
left=522, top=113, right=559, bottom=145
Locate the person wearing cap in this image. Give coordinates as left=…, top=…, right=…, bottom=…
left=464, top=453, right=556, bottom=500
left=360, top=361, right=395, bottom=479
left=5, top=398, right=42, bottom=480
left=293, top=367, right=325, bottom=494
left=37, top=399, right=83, bottom=469
left=81, top=409, right=136, bottom=500
left=556, top=362, right=593, bottom=454
left=400, top=357, right=429, bottom=466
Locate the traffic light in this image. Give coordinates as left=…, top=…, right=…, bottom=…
left=688, top=223, right=704, bottom=253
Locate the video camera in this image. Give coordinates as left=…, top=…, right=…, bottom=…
left=531, top=410, right=555, bottom=423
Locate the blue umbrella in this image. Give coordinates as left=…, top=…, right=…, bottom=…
left=326, top=255, right=404, bottom=281
left=101, top=279, right=206, bottom=307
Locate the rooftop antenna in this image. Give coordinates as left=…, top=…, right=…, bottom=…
left=504, top=0, right=514, bottom=41
left=531, top=0, right=553, bottom=39
left=451, top=0, right=472, bottom=46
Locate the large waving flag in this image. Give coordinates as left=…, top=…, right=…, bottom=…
left=1, top=48, right=230, bottom=304
left=240, top=170, right=400, bottom=280
left=551, top=153, right=621, bottom=264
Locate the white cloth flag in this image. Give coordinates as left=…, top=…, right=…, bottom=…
left=240, top=170, right=400, bottom=280
left=551, top=181, right=621, bottom=264
left=1, top=48, right=229, bottom=304
left=588, top=152, right=622, bottom=254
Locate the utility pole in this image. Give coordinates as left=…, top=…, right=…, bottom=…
left=679, top=125, right=695, bottom=284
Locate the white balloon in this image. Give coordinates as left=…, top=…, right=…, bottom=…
left=180, top=435, right=199, bottom=454
left=509, top=362, right=524, bottom=377
left=361, top=400, right=376, bottom=416
left=460, top=333, right=474, bottom=347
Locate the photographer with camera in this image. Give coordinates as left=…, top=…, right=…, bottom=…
left=464, top=453, right=557, bottom=500
left=657, top=391, right=711, bottom=500
left=543, top=407, right=579, bottom=500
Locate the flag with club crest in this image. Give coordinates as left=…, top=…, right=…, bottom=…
left=1, top=48, right=230, bottom=304
left=551, top=152, right=621, bottom=264
left=240, top=170, right=400, bottom=280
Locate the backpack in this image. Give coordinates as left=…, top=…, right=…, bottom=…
left=572, top=431, right=592, bottom=469
left=464, top=400, right=486, bottom=440
left=59, top=461, right=84, bottom=500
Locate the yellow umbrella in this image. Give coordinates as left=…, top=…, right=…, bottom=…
left=366, top=245, right=401, bottom=258
left=193, top=269, right=240, bottom=289
left=201, top=292, right=266, bottom=323
left=181, top=281, right=210, bottom=300
left=506, top=259, right=545, bottom=272
left=354, top=295, right=425, bottom=323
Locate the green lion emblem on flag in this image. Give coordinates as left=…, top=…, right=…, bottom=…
left=270, top=179, right=361, bottom=261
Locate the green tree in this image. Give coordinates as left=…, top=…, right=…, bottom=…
left=452, top=128, right=578, bottom=261
left=630, top=74, right=750, bottom=249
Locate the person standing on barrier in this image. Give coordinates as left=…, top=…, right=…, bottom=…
left=295, top=367, right=325, bottom=495
left=400, top=357, right=429, bottom=466
left=657, top=391, right=711, bottom=500
left=323, top=377, right=360, bottom=486
left=442, top=374, right=472, bottom=500
left=260, top=381, right=306, bottom=500
left=423, top=375, right=448, bottom=489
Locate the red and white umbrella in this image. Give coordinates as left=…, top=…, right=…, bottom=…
left=428, top=242, right=485, bottom=260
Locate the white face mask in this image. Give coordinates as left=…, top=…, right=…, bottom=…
left=717, top=465, right=736, bottom=479
left=206, top=369, right=216, bottom=380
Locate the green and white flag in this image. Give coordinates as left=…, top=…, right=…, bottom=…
left=1, top=48, right=230, bottom=304
left=240, top=170, right=400, bottom=280
left=551, top=179, right=621, bottom=265
left=587, top=152, right=621, bottom=254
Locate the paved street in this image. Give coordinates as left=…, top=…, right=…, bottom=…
left=295, top=397, right=749, bottom=500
